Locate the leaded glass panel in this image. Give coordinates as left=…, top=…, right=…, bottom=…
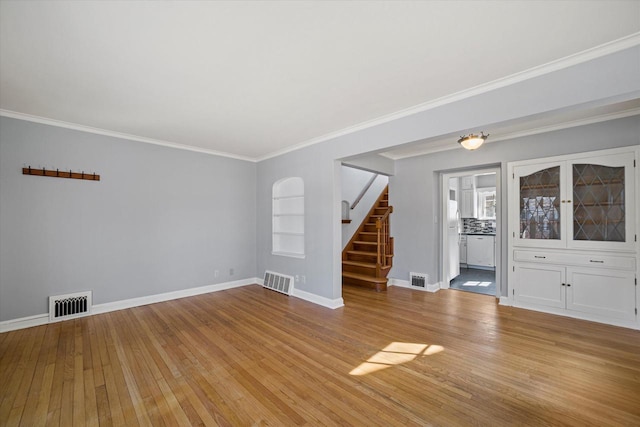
left=520, top=166, right=561, bottom=240
left=573, top=164, right=625, bottom=242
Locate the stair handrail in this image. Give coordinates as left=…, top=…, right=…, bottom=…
left=375, top=206, right=393, bottom=271
left=351, top=173, right=379, bottom=210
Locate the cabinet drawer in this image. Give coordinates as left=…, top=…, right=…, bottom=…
left=513, top=250, right=636, bottom=270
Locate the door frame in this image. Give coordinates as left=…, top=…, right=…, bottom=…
left=441, top=166, right=501, bottom=298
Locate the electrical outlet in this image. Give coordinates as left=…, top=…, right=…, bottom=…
left=229, top=268, right=234, bottom=276
left=302, top=275, right=306, bottom=284
left=295, top=275, right=300, bottom=282
left=214, top=270, right=219, bottom=278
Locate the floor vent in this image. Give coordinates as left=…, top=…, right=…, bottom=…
left=263, top=271, right=294, bottom=296
left=410, top=272, right=428, bottom=288
left=49, top=291, right=92, bottom=322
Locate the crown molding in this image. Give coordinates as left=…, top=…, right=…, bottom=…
left=0, top=109, right=256, bottom=162
left=2, top=33, right=638, bottom=163
left=382, top=107, right=640, bottom=160
left=257, top=32, right=640, bottom=162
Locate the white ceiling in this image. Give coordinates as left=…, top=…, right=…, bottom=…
left=1, top=1, right=639, bottom=161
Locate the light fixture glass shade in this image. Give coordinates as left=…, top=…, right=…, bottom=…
left=458, top=132, right=488, bottom=150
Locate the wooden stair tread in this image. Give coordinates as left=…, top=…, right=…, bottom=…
left=342, top=260, right=376, bottom=268
left=346, top=250, right=392, bottom=257
left=342, top=272, right=387, bottom=284
left=354, top=241, right=376, bottom=245
left=346, top=250, right=377, bottom=255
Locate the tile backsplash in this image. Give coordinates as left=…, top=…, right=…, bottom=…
left=462, top=218, right=496, bottom=234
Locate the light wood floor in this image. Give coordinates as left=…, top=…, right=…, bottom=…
left=1, top=284, right=640, bottom=426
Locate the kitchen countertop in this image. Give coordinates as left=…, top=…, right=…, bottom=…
left=462, top=233, right=495, bottom=236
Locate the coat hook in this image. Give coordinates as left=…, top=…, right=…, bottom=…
left=56, top=168, right=59, bottom=177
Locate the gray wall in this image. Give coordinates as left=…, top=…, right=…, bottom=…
left=0, top=117, right=257, bottom=321
left=256, top=45, right=640, bottom=303
left=390, top=116, right=640, bottom=295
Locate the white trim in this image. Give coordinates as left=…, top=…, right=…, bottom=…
left=0, top=278, right=257, bottom=333
left=499, top=296, right=512, bottom=306
left=92, top=278, right=255, bottom=315
left=2, top=34, right=638, bottom=163
left=256, top=33, right=640, bottom=162
left=0, top=313, right=49, bottom=333
left=389, top=278, right=440, bottom=293
left=255, top=277, right=344, bottom=309
left=512, top=302, right=639, bottom=331
left=0, top=109, right=255, bottom=162
left=292, top=288, right=344, bottom=309
left=384, top=108, right=640, bottom=160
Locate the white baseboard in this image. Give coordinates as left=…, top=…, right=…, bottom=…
left=256, top=277, right=344, bottom=309
left=389, top=278, right=440, bottom=293
left=0, top=278, right=258, bottom=333
left=0, top=313, right=49, bottom=333
left=499, top=296, right=512, bottom=306
left=92, top=278, right=257, bottom=315
left=292, top=288, right=344, bottom=309
left=0, top=277, right=348, bottom=333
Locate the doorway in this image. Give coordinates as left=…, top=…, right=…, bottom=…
left=441, top=167, right=500, bottom=298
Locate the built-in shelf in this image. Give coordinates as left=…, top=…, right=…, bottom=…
left=273, top=177, right=305, bottom=258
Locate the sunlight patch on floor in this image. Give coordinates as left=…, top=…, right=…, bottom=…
left=462, top=280, right=492, bottom=287
left=349, top=342, right=444, bottom=376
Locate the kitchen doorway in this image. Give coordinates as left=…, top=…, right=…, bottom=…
left=441, top=167, right=501, bottom=298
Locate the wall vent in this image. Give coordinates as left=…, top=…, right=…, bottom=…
left=49, top=291, right=92, bottom=322
left=263, top=271, right=294, bottom=296
left=410, top=272, right=428, bottom=288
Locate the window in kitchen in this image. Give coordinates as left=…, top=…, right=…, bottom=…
left=477, top=187, right=496, bottom=220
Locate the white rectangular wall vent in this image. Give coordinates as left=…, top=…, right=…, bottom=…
left=410, top=272, right=428, bottom=288
left=49, top=291, right=92, bottom=322
left=263, top=271, right=294, bottom=296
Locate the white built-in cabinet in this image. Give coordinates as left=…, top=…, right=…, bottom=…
left=508, top=147, right=638, bottom=329
left=272, top=177, right=305, bottom=258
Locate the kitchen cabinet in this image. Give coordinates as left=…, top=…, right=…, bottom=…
left=508, top=146, right=638, bottom=329
left=460, top=175, right=474, bottom=190
left=466, top=235, right=494, bottom=268
left=460, top=189, right=476, bottom=218
left=460, top=235, right=467, bottom=264
left=459, top=175, right=477, bottom=218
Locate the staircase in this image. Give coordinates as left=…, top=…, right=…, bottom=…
left=342, top=186, right=394, bottom=291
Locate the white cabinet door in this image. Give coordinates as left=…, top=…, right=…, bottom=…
left=566, top=267, right=636, bottom=321
left=511, top=160, right=567, bottom=249
left=567, top=153, right=636, bottom=252
left=460, top=237, right=467, bottom=264
left=460, top=189, right=476, bottom=218
left=467, top=235, right=494, bottom=267
left=460, top=175, right=474, bottom=190
left=513, top=263, right=566, bottom=309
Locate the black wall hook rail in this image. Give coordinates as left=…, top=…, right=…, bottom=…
left=22, top=166, right=100, bottom=181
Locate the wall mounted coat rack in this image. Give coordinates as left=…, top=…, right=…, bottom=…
left=22, top=166, right=100, bottom=181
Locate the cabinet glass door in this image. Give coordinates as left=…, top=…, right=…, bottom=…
left=573, top=164, right=624, bottom=241
left=569, top=154, right=635, bottom=251
left=516, top=164, right=564, bottom=247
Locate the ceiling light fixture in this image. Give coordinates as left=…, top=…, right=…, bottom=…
left=458, top=132, right=489, bottom=150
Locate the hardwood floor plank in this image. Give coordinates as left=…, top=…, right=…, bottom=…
left=2, top=284, right=640, bottom=426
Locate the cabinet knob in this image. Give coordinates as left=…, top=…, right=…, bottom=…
left=561, top=283, right=566, bottom=286
left=566, top=283, right=571, bottom=287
